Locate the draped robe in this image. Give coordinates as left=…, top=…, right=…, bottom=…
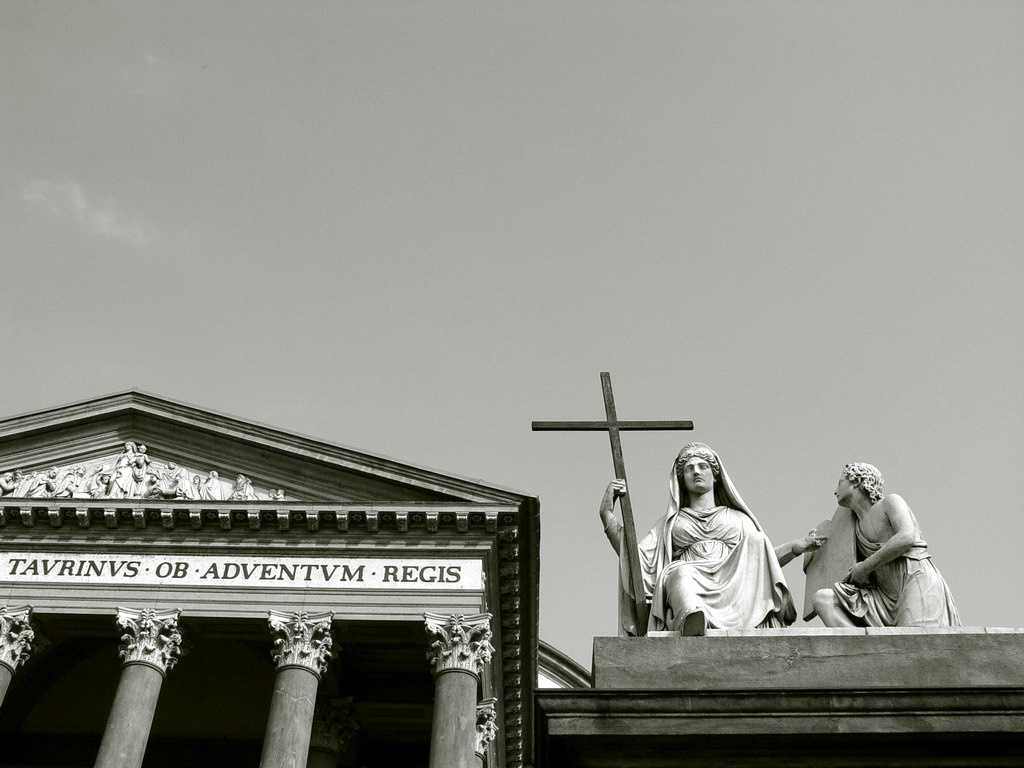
left=647, top=505, right=794, bottom=631
left=830, top=516, right=960, bottom=627
left=609, top=452, right=795, bottom=635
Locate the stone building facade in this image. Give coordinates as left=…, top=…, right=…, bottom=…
left=0, top=392, right=539, bottom=768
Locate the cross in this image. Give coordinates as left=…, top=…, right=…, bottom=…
left=532, top=372, right=693, bottom=636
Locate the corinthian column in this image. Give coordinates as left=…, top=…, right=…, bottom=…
left=307, top=696, right=358, bottom=768
left=0, top=605, right=37, bottom=708
left=424, top=612, right=493, bottom=768
left=475, top=697, right=498, bottom=768
left=259, top=610, right=334, bottom=768
left=95, top=608, right=183, bottom=768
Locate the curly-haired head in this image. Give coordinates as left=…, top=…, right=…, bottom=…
left=843, top=462, right=885, bottom=504
left=674, top=443, right=721, bottom=480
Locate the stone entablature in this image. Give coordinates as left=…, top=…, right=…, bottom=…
left=0, top=552, right=484, bottom=592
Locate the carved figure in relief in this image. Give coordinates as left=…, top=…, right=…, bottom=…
left=229, top=474, right=258, bottom=501
left=812, top=463, right=960, bottom=628
left=87, top=465, right=113, bottom=498
left=600, top=443, right=798, bottom=635
left=27, top=468, right=62, bottom=498
left=16, top=471, right=40, bottom=497
left=142, top=473, right=165, bottom=499
left=200, top=471, right=223, bottom=500
left=13, top=469, right=32, bottom=496
left=129, top=447, right=151, bottom=496
left=109, top=443, right=151, bottom=497
left=55, top=465, right=87, bottom=498
left=3, top=445, right=267, bottom=502
left=109, top=444, right=136, bottom=498
left=269, top=489, right=286, bottom=501
left=158, top=462, right=195, bottom=499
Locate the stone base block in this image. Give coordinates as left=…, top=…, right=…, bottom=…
left=593, top=627, right=1024, bottom=690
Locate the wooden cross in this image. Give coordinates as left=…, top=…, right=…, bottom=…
left=532, top=372, right=693, bottom=636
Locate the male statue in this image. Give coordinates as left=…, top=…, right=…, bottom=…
left=813, top=462, right=960, bottom=628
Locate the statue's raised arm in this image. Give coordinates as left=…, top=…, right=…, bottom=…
left=599, top=479, right=627, bottom=555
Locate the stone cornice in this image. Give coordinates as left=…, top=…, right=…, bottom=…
left=268, top=610, right=335, bottom=678
left=0, top=500, right=516, bottom=534
left=115, top=607, right=183, bottom=676
left=0, top=605, right=36, bottom=673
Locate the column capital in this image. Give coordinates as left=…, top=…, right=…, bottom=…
left=268, top=610, right=334, bottom=678
left=423, top=612, right=493, bottom=678
left=116, top=607, right=183, bottom=676
left=475, top=697, right=498, bottom=759
left=310, top=696, right=358, bottom=756
left=0, top=605, right=37, bottom=674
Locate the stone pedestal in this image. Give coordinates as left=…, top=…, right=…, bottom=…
left=424, top=613, right=493, bottom=768
left=94, top=608, right=182, bottom=768
left=0, top=605, right=36, bottom=709
left=259, top=611, right=334, bottom=768
left=593, top=627, right=1024, bottom=690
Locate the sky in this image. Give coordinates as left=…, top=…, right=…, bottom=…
left=2, top=2, right=1023, bottom=668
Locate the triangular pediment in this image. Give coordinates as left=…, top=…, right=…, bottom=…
left=0, top=391, right=530, bottom=505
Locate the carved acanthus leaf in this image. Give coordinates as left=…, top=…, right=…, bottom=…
left=475, top=696, right=499, bottom=756
left=0, top=605, right=37, bottom=672
left=268, top=610, right=334, bottom=677
left=423, top=612, right=493, bottom=676
left=116, top=607, right=183, bottom=675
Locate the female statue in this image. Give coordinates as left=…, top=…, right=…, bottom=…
left=109, top=443, right=137, bottom=498
left=600, top=442, right=802, bottom=635
left=200, top=471, right=223, bottom=501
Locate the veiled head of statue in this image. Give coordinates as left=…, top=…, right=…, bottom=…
left=674, top=443, right=721, bottom=480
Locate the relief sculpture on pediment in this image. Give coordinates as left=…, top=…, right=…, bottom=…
left=0, top=442, right=289, bottom=502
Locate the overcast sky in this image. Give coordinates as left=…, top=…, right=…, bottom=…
left=2, top=2, right=1022, bottom=667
